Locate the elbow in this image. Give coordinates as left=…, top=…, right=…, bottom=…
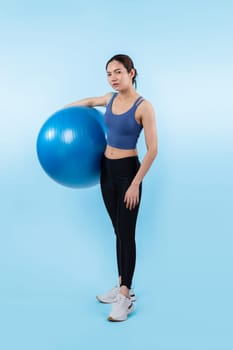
left=149, top=146, right=158, bottom=160
left=154, top=144, right=158, bottom=157
left=152, top=149, right=158, bottom=161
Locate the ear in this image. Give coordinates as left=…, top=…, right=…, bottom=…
left=129, top=68, right=135, bottom=79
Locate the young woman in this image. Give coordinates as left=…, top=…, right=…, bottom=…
left=66, top=54, right=158, bottom=322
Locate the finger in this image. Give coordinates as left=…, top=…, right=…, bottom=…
left=125, top=197, right=130, bottom=209
left=131, top=197, right=139, bottom=210
left=129, top=198, right=136, bottom=210
left=126, top=198, right=132, bottom=210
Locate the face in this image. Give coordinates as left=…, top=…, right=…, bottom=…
left=106, top=60, right=134, bottom=91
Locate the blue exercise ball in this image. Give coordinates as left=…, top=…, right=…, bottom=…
left=36, top=106, right=106, bottom=188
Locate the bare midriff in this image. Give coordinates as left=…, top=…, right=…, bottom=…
left=104, top=145, right=138, bottom=159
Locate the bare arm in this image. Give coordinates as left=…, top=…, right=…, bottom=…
left=132, top=101, right=158, bottom=185
left=124, top=100, right=158, bottom=209
left=65, top=92, right=113, bottom=108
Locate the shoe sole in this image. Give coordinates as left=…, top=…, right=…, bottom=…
left=108, top=316, right=123, bottom=322
left=96, top=296, right=111, bottom=304
left=107, top=303, right=134, bottom=322
left=96, top=295, right=136, bottom=304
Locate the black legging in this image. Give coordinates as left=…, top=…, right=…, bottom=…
left=100, top=155, right=142, bottom=289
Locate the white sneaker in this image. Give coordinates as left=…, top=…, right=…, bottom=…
left=96, top=286, right=136, bottom=304
left=108, top=293, right=134, bottom=322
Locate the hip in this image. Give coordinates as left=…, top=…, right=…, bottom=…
left=101, top=154, right=140, bottom=178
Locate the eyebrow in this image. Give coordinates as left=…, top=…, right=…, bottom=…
left=106, top=68, right=122, bottom=74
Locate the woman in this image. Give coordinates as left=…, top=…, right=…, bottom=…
left=66, top=54, right=158, bottom=322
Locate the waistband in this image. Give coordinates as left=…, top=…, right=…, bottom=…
left=103, top=155, right=139, bottom=162
left=101, top=155, right=140, bottom=176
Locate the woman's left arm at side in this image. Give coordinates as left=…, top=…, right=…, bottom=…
left=124, top=100, right=158, bottom=210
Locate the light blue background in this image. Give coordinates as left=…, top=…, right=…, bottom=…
left=0, top=0, right=232, bottom=349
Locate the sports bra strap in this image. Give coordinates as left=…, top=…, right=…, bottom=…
left=135, top=96, right=145, bottom=106
left=107, top=93, right=144, bottom=108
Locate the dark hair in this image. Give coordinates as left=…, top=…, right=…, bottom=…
left=106, top=54, right=138, bottom=88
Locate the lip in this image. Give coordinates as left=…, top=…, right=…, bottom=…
left=112, top=83, right=119, bottom=88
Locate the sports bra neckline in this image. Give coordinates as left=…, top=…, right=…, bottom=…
left=110, top=93, right=142, bottom=116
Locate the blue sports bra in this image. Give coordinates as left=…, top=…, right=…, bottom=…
left=104, top=93, right=144, bottom=150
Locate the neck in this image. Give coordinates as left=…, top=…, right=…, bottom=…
left=117, top=87, right=138, bottom=100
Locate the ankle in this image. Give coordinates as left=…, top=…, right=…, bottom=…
left=119, top=285, right=130, bottom=298
left=118, top=276, right=122, bottom=286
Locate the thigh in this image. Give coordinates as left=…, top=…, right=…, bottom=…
left=100, top=165, right=118, bottom=229
left=115, top=176, right=142, bottom=239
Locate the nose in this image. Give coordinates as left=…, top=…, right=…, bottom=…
left=110, top=73, right=117, bottom=82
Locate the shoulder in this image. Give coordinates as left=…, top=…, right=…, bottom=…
left=105, top=92, right=116, bottom=106
left=136, top=98, right=156, bottom=120
left=139, top=99, right=154, bottom=111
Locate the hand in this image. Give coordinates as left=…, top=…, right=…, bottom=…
left=124, top=183, right=140, bottom=210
